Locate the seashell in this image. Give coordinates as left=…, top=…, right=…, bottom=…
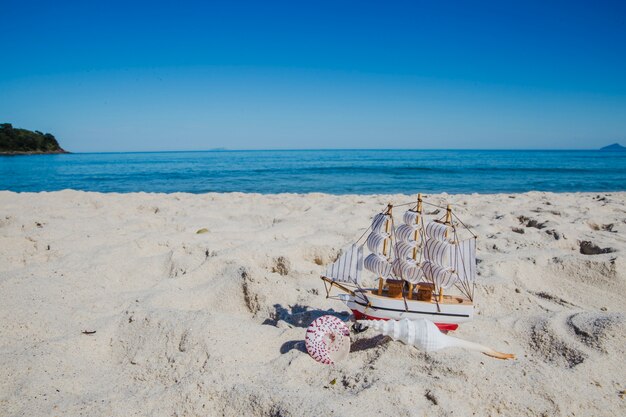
left=306, top=315, right=351, bottom=365
left=359, top=318, right=515, bottom=360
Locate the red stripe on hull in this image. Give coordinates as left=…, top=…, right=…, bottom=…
left=351, top=309, right=458, bottom=332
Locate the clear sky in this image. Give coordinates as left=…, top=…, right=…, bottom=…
left=1, top=0, right=625, bottom=151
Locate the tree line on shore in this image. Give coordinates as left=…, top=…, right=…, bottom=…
left=0, top=123, right=66, bottom=154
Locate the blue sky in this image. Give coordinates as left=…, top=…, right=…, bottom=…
left=1, top=0, right=625, bottom=151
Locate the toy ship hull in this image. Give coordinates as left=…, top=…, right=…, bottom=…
left=338, top=288, right=473, bottom=332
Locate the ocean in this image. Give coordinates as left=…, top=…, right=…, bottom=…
left=1, top=150, right=624, bottom=194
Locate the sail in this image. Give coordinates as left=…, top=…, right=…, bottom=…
left=424, top=239, right=453, bottom=267
left=364, top=253, right=393, bottom=278
left=422, top=261, right=456, bottom=289
left=392, top=258, right=424, bottom=284
left=363, top=211, right=395, bottom=280
left=425, top=221, right=449, bottom=242
left=403, top=210, right=421, bottom=226
left=453, top=238, right=476, bottom=283
left=423, top=231, right=458, bottom=290
left=366, top=231, right=390, bottom=254
left=396, top=223, right=420, bottom=244
left=371, top=213, right=391, bottom=233
left=324, top=244, right=364, bottom=285
left=395, top=241, right=418, bottom=260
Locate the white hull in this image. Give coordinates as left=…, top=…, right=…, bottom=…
left=339, top=289, right=473, bottom=329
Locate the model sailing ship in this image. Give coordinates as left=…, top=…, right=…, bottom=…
left=321, top=194, right=477, bottom=332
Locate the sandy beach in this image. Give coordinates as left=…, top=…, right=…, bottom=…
left=0, top=190, right=624, bottom=416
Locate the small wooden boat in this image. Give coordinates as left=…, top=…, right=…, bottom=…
left=321, top=194, right=477, bottom=332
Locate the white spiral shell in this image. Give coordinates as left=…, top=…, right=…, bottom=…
left=305, top=315, right=350, bottom=365
left=359, top=318, right=450, bottom=351
left=358, top=318, right=516, bottom=360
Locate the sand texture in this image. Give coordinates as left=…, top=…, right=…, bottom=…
left=1, top=191, right=625, bottom=416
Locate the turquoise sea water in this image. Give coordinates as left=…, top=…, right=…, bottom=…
left=1, top=150, right=624, bottom=194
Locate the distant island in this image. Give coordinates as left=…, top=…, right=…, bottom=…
left=600, top=143, right=626, bottom=151
left=0, top=123, right=68, bottom=155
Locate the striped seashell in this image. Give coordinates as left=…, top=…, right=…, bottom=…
left=305, top=315, right=350, bottom=365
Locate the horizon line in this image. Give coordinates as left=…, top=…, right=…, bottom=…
left=61, top=146, right=623, bottom=154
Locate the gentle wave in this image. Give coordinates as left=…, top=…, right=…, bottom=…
left=224, top=166, right=605, bottom=175
left=1, top=149, right=625, bottom=193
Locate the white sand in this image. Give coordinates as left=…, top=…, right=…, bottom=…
left=0, top=190, right=624, bottom=416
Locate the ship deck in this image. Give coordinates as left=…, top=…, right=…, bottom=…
left=363, top=289, right=472, bottom=305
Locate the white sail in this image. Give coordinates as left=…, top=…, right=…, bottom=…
left=422, top=261, right=456, bottom=289
left=453, top=238, right=476, bottom=283
left=392, top=258, right=424, bottom=284
left=403, top=210, right=421, bottom=226
left=395, top=241, right=418, bottom=260
left=364, top=253, right=393, bottom=278
left=395, top=223, right=420, bottom=244
left=424, top=239, right=453, bottom=267
left=324, top=244, right=363, bottom=285
left=366, top=231, right=390, bottom=254
left=425, top=221, right=449, bottom=242
left=371, top=213, right=391, bottom=233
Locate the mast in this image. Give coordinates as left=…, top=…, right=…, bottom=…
left=407, top=193, right=422, bottom=298
left=438, top=204, right=452, bottom=303
left=412, top=193, right=423, bottom=259
left=364, top=206, right=395, bottom=291
left=378, top=204, right=393, bottom=295
left=392, top=199, right=423, bottom=287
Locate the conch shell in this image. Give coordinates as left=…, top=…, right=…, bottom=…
left=359, top=318, right=515, bottom=360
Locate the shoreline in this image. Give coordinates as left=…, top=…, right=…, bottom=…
left=1, top=189, right=626, bottom=197
left=0, top=149, right=69, bottom=156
